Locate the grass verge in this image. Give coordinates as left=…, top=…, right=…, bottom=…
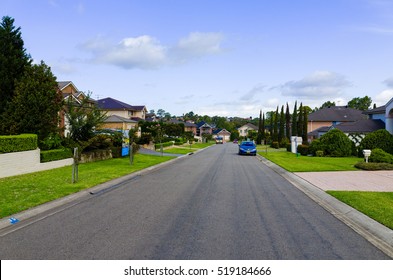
left=0, top=154, right=174, bottom=218
left=259, top=150, right=360, bottom=172
left=327, top=191, right=393, bottom=230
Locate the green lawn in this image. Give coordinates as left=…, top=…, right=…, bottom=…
left=164, top=147, right=195, bottom=154
left=259, top=150, right=361, bottom=172
left=0, top=154, right=174, bottom=218
left=327, top=191, right=393, bottom=230
left=163, top=142, right=214, bottom=154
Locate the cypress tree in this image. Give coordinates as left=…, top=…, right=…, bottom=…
left=285, top=103, right=290, bottom=140
left=298, top=102, right=303, bottom=139
left=292, top=101, right=298, bottom=136
left=278, top=105, right=285, bottom=143
left=273, top=106, right=278, bottom=142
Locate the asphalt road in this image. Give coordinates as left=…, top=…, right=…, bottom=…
left=0, top=144, right=389, bottom=259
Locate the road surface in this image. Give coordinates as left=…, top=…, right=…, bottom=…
left=0, top=144, right=389, bottom=259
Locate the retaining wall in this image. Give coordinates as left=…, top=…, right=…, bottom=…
left=0, top=149, right=73, bottom=179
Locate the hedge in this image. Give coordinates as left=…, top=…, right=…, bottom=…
left=40, top=148, right=73, bottom=163
left=155, top=141, right=174, bottom=150
left=0, top=134, right=38, bottom=153
left=355, top=162, right=393, bottom=170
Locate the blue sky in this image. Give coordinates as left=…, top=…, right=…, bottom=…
left=3, top=0, right=393, bottom=118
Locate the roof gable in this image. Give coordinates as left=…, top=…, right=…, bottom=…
left=98, top=97, right=134, bottom=110
left=309, top=106, right=365, bottom=122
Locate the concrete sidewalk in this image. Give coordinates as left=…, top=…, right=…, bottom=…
left=295, top=170, right=393, bottom=192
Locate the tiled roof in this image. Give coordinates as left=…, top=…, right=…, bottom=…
left=98, top=97, right=134, bottom=110
left=308, top=119, right=385, bottom=135
left=334, top=119, right=385, bottom=133
left=308, top=106, right=366, bottom=122
left=104, top=115, right=137, bottom=123
left=363, top=105, right=386, bottom=115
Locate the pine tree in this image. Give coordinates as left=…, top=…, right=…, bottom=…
left=0, top=16, right=31, bottom=117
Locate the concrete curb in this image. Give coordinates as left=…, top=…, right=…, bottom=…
left=257, top=154, right=393, bottom=259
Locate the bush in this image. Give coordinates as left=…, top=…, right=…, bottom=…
left=40, top=133, right=63, bottom=150
left=369, top=148, right=393, bottom=164
left=316, top=150, right=324, bottom=157
left=155, top=141, right=174, bottom=150
left=286, top=143, right=291, bottom=152
left=359, top=129, right=393, bottom=155
left=82, top=134, right=113, bottom=152
left=0, top=134, right=37, bottom=153
left=271, top=141, right=279, bottom=149
left=355, top=162, right=393, bottom=170
left=317, top=129, right=353, bottom=157
left=297, top=144, right=309, bottom=156
left=40, top=148, right=73, bottom=163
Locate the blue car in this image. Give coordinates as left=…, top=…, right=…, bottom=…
left=238, top=141, right=257, bottom=156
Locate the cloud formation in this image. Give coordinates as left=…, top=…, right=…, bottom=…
left=280, top=71, right=351, bottom=99
left=80, top=32, right=224, bottom=69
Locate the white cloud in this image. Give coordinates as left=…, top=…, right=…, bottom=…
left=79, top=32, right=225, bottom=69
left=172, top=32, right=224, bottom=62
left=281, top=71, right=351, bottom=99
left=240, top=84, right=265, bottom=101
left=374, top=89, right=393, bottom=105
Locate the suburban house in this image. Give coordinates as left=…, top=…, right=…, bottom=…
left=97, top=97, right=147, bottom=137
left=58, top=81, right=97, bottom=136
left=238, top=123, right=258, bottom=138
left=308, top=101, right=393, bottom=145
left=185, top=121, right=198, bottom=136
left=307, top=106, right=366, bottom=141
left=196, top=121, right=213, bottom=137
left=364, top=97, right=393, bottom=134
left=213, top=128, right=231, bottom=142
left=97, top=97, right=147, bottom=121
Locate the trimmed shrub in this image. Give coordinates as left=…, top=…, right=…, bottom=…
left=155, top=141, right=174, bottom=150
left=0, top=134, right=38, bottom=153
left=297, top=144, right=309, bottom=156
left=355, top=162, right=393, bottom=170
left=318, top=129, right=353, bottom=157
left=40, top=148, right=73, bottom=163
left=271, top=141, right=279, bottom=149
left=369, top=148, right=393, bottom=164
left=309, top=139, right=323, bottom=156
left=359, top=129, right=393, bottom=155
left=315, top=150, right=324, bottom=157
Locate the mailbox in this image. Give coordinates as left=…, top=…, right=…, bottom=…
left=363, top=149, right=371, bottom=163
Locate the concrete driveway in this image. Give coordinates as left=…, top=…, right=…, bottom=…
left=295, top=170, right=393, bottom=192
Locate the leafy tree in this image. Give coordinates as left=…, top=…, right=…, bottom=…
left=320, top=101, right=336, bottom=109
left=0, top=16, right=31, bottom=123
left=347, top=96, right=372, bottom=111
left=2, top=61, right=62, bottom=140
left=156, top=109, right=165, bottom=118
left=65, top=92, right=107, bottom=143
